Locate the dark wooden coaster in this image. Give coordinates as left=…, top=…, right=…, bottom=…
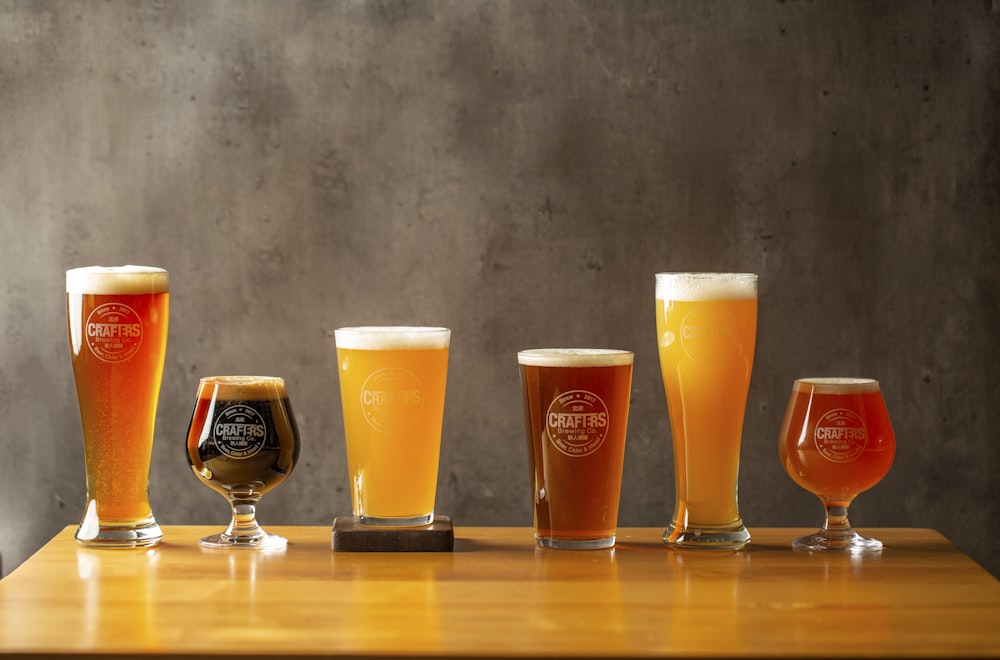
left=331, top=515, right=454, bottom=552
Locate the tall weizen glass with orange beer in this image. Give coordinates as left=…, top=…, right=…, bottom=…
left=334, top=326, right=450, bottom=526
left=67, top=266, right=169, bottom=547
left=655, top=272, right=757, bottom=549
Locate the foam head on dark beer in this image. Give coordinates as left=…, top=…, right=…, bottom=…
left=517, top=348, right=634, bottom=367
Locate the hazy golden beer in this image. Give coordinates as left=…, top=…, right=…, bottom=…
left=334, top=326, right=450, bottom=526
left=655, top=272, right=757, bottom=549
left=67, top=266, right=169, bottom=547
left=519, top=349, right=634, bottom=549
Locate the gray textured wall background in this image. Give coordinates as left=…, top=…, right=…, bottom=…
left=1, top=1, right=998, bottom=577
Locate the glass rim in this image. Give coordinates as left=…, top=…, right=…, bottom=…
left=198, top=375, right=286, bottom=385
left=334, top=325, right=450, bottom=334
left=654, top=272, right=757, bottom=279
left=793, top=377, right=880, bottom=394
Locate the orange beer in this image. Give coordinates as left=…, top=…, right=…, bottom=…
left=655, top=272, right=757, bottom=549
left=779, top=378, right=895, bottom=505
left=334, top=326, right=450, bottom=526
left=67, top=266, right=169, bottom=547
left=519, top=349, right=633, bottom=549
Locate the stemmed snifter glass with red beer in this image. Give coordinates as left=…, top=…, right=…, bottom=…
left=778, top=377, right=895, bottom=552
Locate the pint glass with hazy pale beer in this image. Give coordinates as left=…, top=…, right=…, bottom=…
left=655, top=272, right=757, bottom=549
left=66, top=266, right=169, bottom=547
left=518, top=349, right=633, bottom=549
left=334, top=326, right=450, bottom=526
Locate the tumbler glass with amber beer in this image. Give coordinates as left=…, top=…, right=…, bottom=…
left=518, top=349, right=634, bottom=549
left=655, top=272, right=757, bottom=550
left=186, top=376, right=300, bottom=549
left=334, top=326, right=450, bottom=526
left=778, top=377, right=895, bottom=552
left=67, top=266, right=169, bottom=547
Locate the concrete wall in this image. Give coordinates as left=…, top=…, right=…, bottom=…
left=1, top=1, right=997, bottom=576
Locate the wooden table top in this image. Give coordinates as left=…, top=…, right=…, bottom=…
left=0, top=526, right=998, bottom=659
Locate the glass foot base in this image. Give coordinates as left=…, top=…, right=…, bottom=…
left=663, top=523, right=750, bottom=550
left=75, top=519, right=163, bottom=548
left=354, top=513, right=434, bottom=527
left=793, top=530, right=883, bottom=553
left=199, top=531, right=287, bottom=550
left=536, top=535, right=615, bottom=550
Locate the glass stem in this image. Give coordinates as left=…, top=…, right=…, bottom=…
left=224, top=499, right=264, bottom=542
left=822, top=502, right=859, bottom=540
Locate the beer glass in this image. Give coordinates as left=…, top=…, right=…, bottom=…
left=66, top=265, right=169, bottom=547
left=778, top=377, right=895, bottom=552
left=334, top=326, right=450, bottom=526
left=186, top=376, right=300, bottom=549
left=655, top=272, right=757, bottom=550
left=518, top=349, right=634, bottom=549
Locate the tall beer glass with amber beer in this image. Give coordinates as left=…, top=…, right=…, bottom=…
left=655, top=272, right=757, bottom=549
left=66, top=266, right=169, bottom=547
left=334, top=326, right=450, bottom=526
left=518, top=349, right=634, bottom=549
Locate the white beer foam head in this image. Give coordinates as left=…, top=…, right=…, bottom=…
left=655, top=272, right=757, bottom=301
left=334, top=326, right=451, bottom=350
left=517, top=348, right=634, bottom=367
left=794, top=377, right=880, bottom=395
left=200, top=376, right=288, bottom=400
left=66, top=265, right=169, bottom=294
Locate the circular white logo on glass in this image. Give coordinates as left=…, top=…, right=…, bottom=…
left=85, top=303, right=143, bottom=363
left=814, top=408, right=868, bottom=463
left=360, top=368, right=424, bottom=434
left=213, top=404, right=268, bottom=459
left=545, top=389, right=609, bottom=458
left=680, top=306, right=739, bottom=362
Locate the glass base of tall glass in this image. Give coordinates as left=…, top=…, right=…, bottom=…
left=663, top=521, right=750, bottom=550
left=75, top=502, right=162, bottom=548
left=355, top=513, right=434, bottom=527
left=536, top=535, right=616, bottom=550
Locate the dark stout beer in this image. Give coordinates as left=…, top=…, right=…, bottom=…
left=187, top=376, right=299, bottom=499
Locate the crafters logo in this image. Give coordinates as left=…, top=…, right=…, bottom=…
left=545, top=390, right=610, bottom=458
left=85, top=303, right=142, bottom=363
left=361, top=368, right=424, bottom=434
left=679, top=306, right=739, bottom=362
left=212, top=404, right=268, bottom=459
left=814, top=409, right=868, bottom=463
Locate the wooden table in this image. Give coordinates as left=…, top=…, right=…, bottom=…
left=0, top=526, right=998, bottom=659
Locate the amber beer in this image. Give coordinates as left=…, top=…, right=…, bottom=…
left=518, top=349, right=634, bottom=549
left=655, top=272, right=757, bottom=549
left=779, top=378, right=895, bottom=505
left=66, top=266, right=169, bottom=547
left=334, top=326, right=450, bottom=526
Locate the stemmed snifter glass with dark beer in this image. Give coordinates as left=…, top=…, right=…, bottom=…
left=186, top=376, right=300, bottom=550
